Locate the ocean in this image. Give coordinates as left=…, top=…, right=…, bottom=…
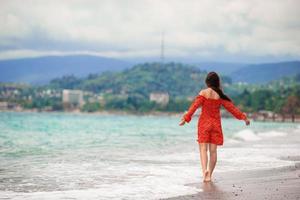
left=0, top=111, right=299, bottom=199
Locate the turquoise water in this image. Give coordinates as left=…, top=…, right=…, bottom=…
left=0, top=111, right=295, bottom=155
left=0, top=111, right=298, bottom=199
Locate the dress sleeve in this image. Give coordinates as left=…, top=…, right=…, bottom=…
left=221, top=99, right=247, bottom=120
left=183, top=95, right=205, bottom=123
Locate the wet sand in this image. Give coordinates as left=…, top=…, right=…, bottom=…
left=163, top=162, right=300, bottom=200
left=162, top=128, right=300, bottom=200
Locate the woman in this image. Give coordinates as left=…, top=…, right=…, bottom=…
left=179, top=71, right=250, bottom=182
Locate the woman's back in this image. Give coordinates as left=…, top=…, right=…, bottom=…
left=199, top=88, right=222, bottom=119
left=183, top=87, right=247, bottom=123
left=199, top=88, right=220, bottom=100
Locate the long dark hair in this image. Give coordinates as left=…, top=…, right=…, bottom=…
left=205, top=71, right=231, bottom=101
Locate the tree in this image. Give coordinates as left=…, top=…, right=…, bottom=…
left=81, top=102, right=102, bottom=112
left=281, top=95, right=300, bottom=122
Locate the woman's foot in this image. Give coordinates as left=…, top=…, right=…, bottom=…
left=203, top=170, right=211, bottom=182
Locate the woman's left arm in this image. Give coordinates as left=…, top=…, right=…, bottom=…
left=221, top=99, right=247, bottom=120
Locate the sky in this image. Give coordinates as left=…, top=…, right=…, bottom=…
left=0, top=0, right=299, bottom=63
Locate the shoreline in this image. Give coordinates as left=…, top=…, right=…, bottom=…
left=0, top=109, right=183, bottom=117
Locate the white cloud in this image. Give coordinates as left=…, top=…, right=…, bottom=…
left=0, top=0, right=299, bottom=61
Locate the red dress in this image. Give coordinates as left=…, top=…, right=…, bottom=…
left=183, top=94, right=247, bottom=145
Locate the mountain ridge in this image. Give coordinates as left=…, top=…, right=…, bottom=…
left=230, top=61, right=300, bottom=83
left=0, top=55, right=299, bottom=84
left=0, top=55, right=132, bottom=84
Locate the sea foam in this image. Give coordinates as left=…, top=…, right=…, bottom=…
left=257, top=130, right=287, bottom=138
left=232, top=129, right=288, bottom=142
left=233, top=129, right=261, bottom=141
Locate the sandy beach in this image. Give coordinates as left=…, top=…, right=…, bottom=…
left=162, top=127, right=300, bottom=200
left=163, top=162, right=300, bottom=200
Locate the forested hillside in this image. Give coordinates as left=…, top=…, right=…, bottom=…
left=49, top=62, right=232, bottom=98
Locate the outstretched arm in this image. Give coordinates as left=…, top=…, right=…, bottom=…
left=221, top=99, right=247, bottom=120
left=181, top=95, right=205, bottom=123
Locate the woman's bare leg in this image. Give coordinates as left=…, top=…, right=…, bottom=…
left=208, top=143, right=218, bottom=181
left=199, top=143, right=208, bottom=180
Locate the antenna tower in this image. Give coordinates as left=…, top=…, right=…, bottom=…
left=160, top=32, right=165, bottom=65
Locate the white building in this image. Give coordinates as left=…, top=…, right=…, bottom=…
left=0, top=102, right=8, bottom=110
left=62, top=89, right=84, bottom=108
left=149, top=92, right=169, bottom=105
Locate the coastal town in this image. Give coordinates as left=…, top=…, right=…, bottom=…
left=0, top=83, right=170, bottom=112
left=1, top=82, right=299, bottom=122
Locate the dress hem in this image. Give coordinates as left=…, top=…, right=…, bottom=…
left=196, top=139, right=223, bottom=146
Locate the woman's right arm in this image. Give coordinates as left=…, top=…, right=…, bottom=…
left=182, top=95, right=205, bottom=123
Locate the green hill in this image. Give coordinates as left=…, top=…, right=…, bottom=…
left=50, top=62, right=232, bottom=98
